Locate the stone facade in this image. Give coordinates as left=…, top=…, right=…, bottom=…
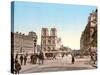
left=80, top=9, right=97, bottom=55
left=11, top=31, right=37, bottom=56
left=41, top=28, right=61, bottom=54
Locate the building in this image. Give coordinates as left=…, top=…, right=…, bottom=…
left=80, top=9, right=97, bottom=55
left=56, top=37, right=62, bottom=50
left=41, top=28, right=62, bottom=56
left=11, top=31, right=37, bottom=56
left=41, top=28, right=57, bottom=52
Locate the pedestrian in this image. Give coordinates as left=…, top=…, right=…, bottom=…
left=35, top=53, right=38, bottom=64
left=53, top=54, right=56, bottom=60
left=30, top=54, right=33, bottom=63
left=38, top=51, right=44, bottom=65
left=15, top=58, right=18, bottom=64
left=15, top=60, right=21, bottom=74
left=26, top=53, right=28, bottom=57
left=92, top=56, right=95, bottom=64
left=20, top=55, right=23, bottom=65
left=72, top=55, right=75, bottom=64
left=24, top=55, right=27, bottom=65
left=15, top=53, right=18, bottom=59
left=90, top=53, right=94, bottom=64
left=62, top=53, right=64, bottom=58
left=95, top=54, right=97, bottom=62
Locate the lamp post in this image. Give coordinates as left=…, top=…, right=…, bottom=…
left=34, top=39, right=37, bottom=54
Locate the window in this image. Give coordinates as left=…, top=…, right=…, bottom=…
left=48, top=40, right=51, bottom=44
left=43, top=40, right=46, bottom=44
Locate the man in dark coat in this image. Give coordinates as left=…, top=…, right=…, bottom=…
left=24, top=55, right=27, bottom=65
left=30, top=54, right=33, bottom=63
left=72, top=55, right=75, bottom=64
left=15, top=60, right=21, bottom=74
left=20, top=55, right=23, bottom=65
left=38, top=52, right=44, bottom=64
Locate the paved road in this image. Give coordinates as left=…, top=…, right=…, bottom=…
left=20, top=56, right=96, bottom=74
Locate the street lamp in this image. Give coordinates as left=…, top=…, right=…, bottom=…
left=34, top=39, right=37, bottom=54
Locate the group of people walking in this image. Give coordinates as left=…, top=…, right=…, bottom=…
left=12, top=52, right=76, bottom=74
left=20, top=55, right=27, bottom=65
left=14, top=54, right=28, bottom=74
left=13, top=51, right=44, bottom=74
left=30, top=51, right=44, bottom=65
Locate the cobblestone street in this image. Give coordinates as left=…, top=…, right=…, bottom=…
left=20, top=56, right=96, bottom=74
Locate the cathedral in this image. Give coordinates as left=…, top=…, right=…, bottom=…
left=41, top=28, right=58, bottom=54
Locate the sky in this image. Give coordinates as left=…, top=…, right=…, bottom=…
left=12, top=1, right=97, bottom=49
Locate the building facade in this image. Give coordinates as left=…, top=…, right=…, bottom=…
left=80, top=9, right=97, bottom=55
left=11, top=31, right=37, bottom=56
left=41, top=28, right=62, bottom=55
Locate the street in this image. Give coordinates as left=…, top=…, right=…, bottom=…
left=20, top=55, right=96, bottom=74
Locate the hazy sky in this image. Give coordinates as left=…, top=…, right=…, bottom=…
left=13, top=1, right=97, bottom=49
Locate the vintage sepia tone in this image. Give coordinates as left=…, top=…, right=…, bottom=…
left=11, top=1, right=97, bottom=74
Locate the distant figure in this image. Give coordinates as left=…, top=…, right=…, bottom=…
left=38, top=51, right=44, bottom=64
left=15, top=60, right=21, bottom=74
left=15, top=58, right=18, bottom=64
left=15, top=53, right=18, bottom=59
left=90, top=55, right=94, bottom=61
left=35, top=53, right=38, bottom=64
left=20, top=55, right=23, bottom=65
left=53, top=54, right=56, bottom=60
left=15, top=54, right=18, bottom=64
left=26, top=53, right=28, bottom=57
left=90, top=53, right=96, bottom=64
left=30, top=54, right=33, bottom=63
left=95, top=54, right=97, bottom=62
left=24, top=55, right=27, bottom=65
left=72, top=55, right=75, bottom=64
left=62, top=53, right=64, bottom=58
